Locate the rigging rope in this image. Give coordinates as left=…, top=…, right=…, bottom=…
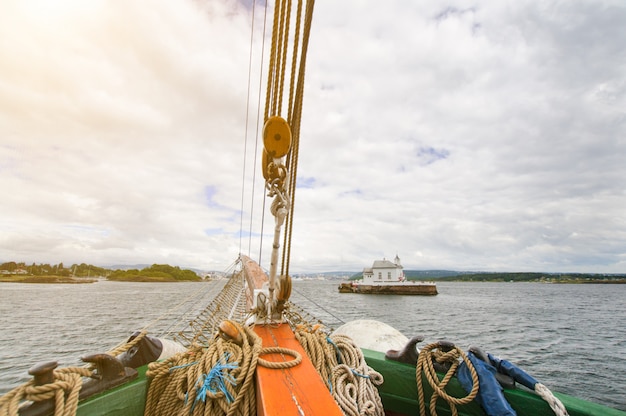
left=258, top=0, right=315, bottom=282
left=239, top=0, right=258, bottom=257
left=282, top=0, right=314, bottom=279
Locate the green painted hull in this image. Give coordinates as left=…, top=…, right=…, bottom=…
left=71, top=349, right=625, bottom=416
left=75, top=366, right=148, bottom=416
left=362, top=348, right=626, bottom=416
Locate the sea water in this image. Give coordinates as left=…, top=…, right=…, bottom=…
left=0, top=280, right=624, bottom=411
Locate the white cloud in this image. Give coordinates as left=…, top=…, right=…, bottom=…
left=1, top=0, right=625, bottom=273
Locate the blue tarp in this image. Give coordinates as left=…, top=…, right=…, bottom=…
left=458, top=351, right=517, bottom=416
left=487, top=353, right=539, bottom=391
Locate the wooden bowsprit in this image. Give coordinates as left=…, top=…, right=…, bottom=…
left=254, top=324, right=344, bottom=416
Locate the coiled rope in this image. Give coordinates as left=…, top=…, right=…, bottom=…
left=416, top=342, right=479, bottom=416
left=145, top=322, right=260, bottom=416
left=144, top=320, right=305, bottom=416
left=0, top=367, right=90, bottom=416
left=295, top=325, right=385, bottom=416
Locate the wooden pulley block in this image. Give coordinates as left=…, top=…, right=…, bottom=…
left=277, top=274, right=292, bottom=302
left=311, top=323, right=323, bottom=333
left=262, top=149, right=271, bottom=181
left=263, top=116, right=292, bottom=158
left=218, top=320, right=243, bottom=345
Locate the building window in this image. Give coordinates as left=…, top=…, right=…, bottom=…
left=388, top=272, right=392, bottom=280
left=378, top=272, right=382, bottom=280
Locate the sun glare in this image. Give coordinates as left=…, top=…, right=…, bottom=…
left=16, top=0, right=104, bottom=22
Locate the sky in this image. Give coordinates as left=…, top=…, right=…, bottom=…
left=1, top=0, right=625, bottom=274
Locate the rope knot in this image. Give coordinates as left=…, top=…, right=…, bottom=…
left=194, top=352, right=239, bottom=406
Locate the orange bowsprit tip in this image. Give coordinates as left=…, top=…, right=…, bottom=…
left=263, top=116, right=292, bottom=158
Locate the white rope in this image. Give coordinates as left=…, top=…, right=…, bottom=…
left=328, top=335, right=384, bottom=416
left=535, top=383, right=570, bottom=416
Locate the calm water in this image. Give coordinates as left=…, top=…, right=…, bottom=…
left=1, top=280, right=624, bottom=411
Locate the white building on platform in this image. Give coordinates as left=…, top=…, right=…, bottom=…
left=362, top=255, right=405, bottom=284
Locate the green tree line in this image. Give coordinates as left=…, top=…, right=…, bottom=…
left=436, top=272, right=626, bottom=282
left=0, top=262, right=110, bottom=277
left=1, top=262, right=201, bottom=282
left=108, top=264, right=200, bottom=282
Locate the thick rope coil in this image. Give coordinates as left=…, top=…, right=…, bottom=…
left=145, top=322, right=262, bottom=416
left=416, top=342, right=479, bottom=416
left=0, top=367, right=92, bottom=416
left=535, top=383, right=570, bottom=416
left=295, top=326, right=385, bottom=416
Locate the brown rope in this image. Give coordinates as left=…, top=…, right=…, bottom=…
left=106, top=329, right=147, bottom=357
left=0, top=367, right=92, bottom=416
left=416, top=342, right=479, bottom=416
left=144, top=318, right=306, bottom=416
left=281, top=0, right=315, bottom=278
left=258, top=346, right=302, bottom=369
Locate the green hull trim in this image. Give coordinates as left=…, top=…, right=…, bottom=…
left=361, top=348, right=626, bottom=416
left=66, top=352, right=625, bottom=416
left=76, top=366, right=149, bottom=416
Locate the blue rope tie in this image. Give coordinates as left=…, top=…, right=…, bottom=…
left=189, top=352, right=239, bottom=412
left=351, top=369, right=370, bottom=379
left=326, top=336, right=343, bottom=364
left=169, top=361, right=198, bottom=372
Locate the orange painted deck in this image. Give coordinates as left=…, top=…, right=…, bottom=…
left=254, top=324, right=344, bottom=416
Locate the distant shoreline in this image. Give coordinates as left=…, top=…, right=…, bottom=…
left=0, top=275, right=207, bottom=284
left=0, top=276, right=97, bottom=284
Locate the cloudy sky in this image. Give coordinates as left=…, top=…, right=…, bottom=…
left=1, top=0, right=625, bottom=274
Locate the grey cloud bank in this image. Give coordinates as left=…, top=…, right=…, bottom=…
left=1, top=0, right=625, bottom=274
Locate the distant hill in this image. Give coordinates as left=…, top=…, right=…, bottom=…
left=342, top=270, right=626, bottom=283
left=435, top=272, right=626, bottom=283
left=292, top=271, right=355, bottom=280
left=108, top=264, right=209, bottom=276
left=108, top=264, right=201, bottom=282
left=404, top=270, right=463, bottom=279
left=343, top=270, right=462, bottom=280
left=108, top=264, right=151, bottom=271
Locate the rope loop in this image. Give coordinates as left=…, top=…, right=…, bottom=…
left=416, top=342, right=479, bottom=416
left=258, top=347, right=302, bottom=369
